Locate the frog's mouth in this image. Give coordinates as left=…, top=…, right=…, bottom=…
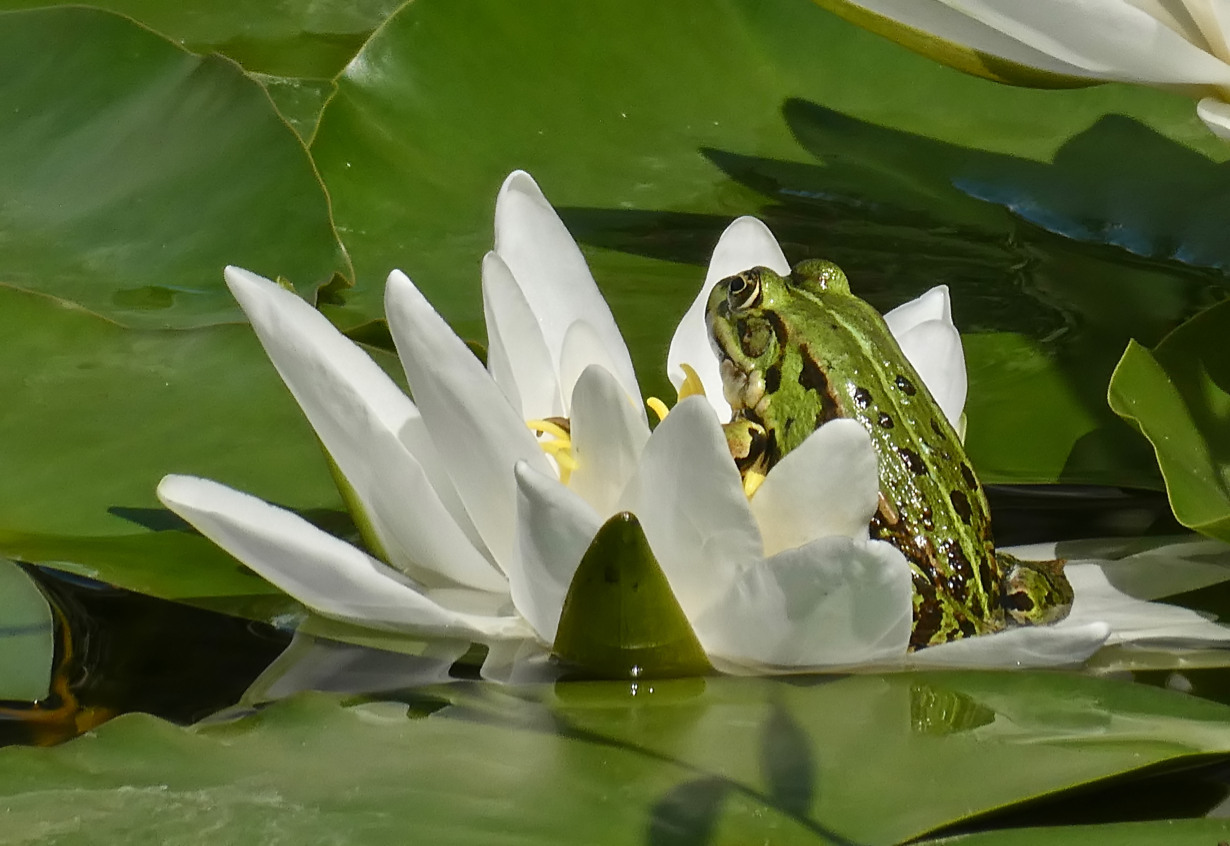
left=718, top=355, right=766, bottom=417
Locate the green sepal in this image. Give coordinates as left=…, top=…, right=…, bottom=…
left=552, top=512, right=712, bottom=680
left=318, top=440, right=392, bottom=565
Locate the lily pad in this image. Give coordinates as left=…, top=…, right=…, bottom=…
left=0, top=285, right=342, bottom=538
left=0, top=6, right=348, bottom=329
left=2, top=672, right=1230, bottom=843
left=924, top=819, right=1230, bottom=845
left=0, top=0, right=401, bottom=79
left=0, top=558, right=53, bottom=702
left=1109, top=299, right=1230, bottom=543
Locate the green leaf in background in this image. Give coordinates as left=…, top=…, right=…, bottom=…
left=0, top=0, right=400, bottom=79
left=553, top=512, right=712, bottom=680
left=0, top=285, right=342, bottom=537
left=0, top=558, right=53, bottom=702
left=925, top=819, right=1230, bottom=845
left=3, top=672, right=1229, bottom=843
left=0, top=7, right=348, bottom=329
left=309, top=0, right=1229, bottom=488
left=1109, top=299, right=1230, bottom=543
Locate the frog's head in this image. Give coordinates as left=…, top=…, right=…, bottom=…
left=704, top=266, right=793, bottom=417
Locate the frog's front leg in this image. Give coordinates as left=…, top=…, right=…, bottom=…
left=724, top=415, right=769, bottom=488
left=999, top=552, right=1074, bottom=626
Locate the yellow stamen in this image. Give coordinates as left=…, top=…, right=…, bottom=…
left=677, top=363, right=705, bottom=400
left=645, top=397, right=670, bottom=422
left=526, top=418, right=576, bottom=485
left=743, top=471, right=766, bottom=499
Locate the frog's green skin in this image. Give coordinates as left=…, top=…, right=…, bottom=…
left=705, top=261, right=1073, bottom=649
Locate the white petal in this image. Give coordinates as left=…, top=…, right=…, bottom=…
left=558, top=319, right=646, bottom=421
left=493, top=170, right=640, bottom=404
left=223, top=266, right=496, bottom=590
left=697, top=537, right=913, bottom=671
left=908, top=622, right=1111, bottom=668
left=568, top=364, right=652, bottom=515
left=617, top=396, right=762, bottom=619
left=1063, top=563, right=1230, bottom=645
left=156, top=475, right=522, bottom=639
left=384, top=270, right=553, bottom=571
left=939, top=0, right=1230, bottom=85
left=839, top=0, right=1107, bottom=77
left=883, top=284, right=953, bottom=336
left=667, top=217, right=789, bottom=416
left=482, top=251, right=562, bottom=420
left=750, top=419, right=879, bottom=557
left=511, top=461, right=603, bottom=642
left=1198, top=97, right=1230, bottom=139
left=892, top=319, right=967, bottom=429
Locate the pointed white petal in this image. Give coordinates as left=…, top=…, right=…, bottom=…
left=696, top=537, right=912, bottom=671
left=558, top=319, right=646, bottom=421
left=908, top=622, right=1111, bottom=668
left=493, top=170, right=640, bottom=404
left=939, top=0, right=1230, bottom=85
left=384, top=270, right=553, bottom=572
left=482, top=251, right=562, bottom=420
left=1063, top=563, right=1230, bottom=645
left=893, top=319, right=967, bottom=428
left=617, top=396, right=762, bottom=619
left=156, top=475, right=522, bottom=639
left=883, top=284, right=953, bottom=337
left=1198, top=97, right=1230, bottom=140
left=568, top=364, right=652, bottom=515
left=667, top=217, right=789, bottom=416
left=511, top=461, right=603, bottom=642
left=750, top=419, right=880, bottom=557
left=480, top=638, right=556, bottom=683
left=223, top=266, right=495, bottom=589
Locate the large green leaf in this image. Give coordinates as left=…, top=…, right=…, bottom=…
left=0, top=558, right=52, bottom=702
left=926, top=820, right=1230, bottom=845
left=0, top=7, right=348, bottom=329
left=0, top=285, right=341, bottom=538
left=1109, top=299, right=1230, bottom=543
left=2, top=673, right=1230, bottom=843
left=0, top=0, right=401, bottom=79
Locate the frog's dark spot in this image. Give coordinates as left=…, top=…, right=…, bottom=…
left=797, top=345, right=842, bottom=422
left=782, top=418, right=794, bottom=440
left=1004, top=591, right=1035, bottom=613
left=852, top=387, right=873, bottom=409
left=877, top=412, right=894, bottom=429
left=763, top=362, right=781, bottom=394
left=898, top=447, right=926, bottom=475
left=911, top=573, right=944, bottom=649
left=959, top=463, right=978, bottom=490
left=764, top=429, right=782, bottom=470
left=980, top=554, right=1000, bottom=603
left=895, top=375, right=917, bottom=395
left=958, top=618, right=977, bottom=638
left=765, top=310, right=790, bottom=347
left=931, top=419, right=944, bottom=437
left=949, top=490, right=972, bottom=525
left=920, top=506, right=934, bottom=530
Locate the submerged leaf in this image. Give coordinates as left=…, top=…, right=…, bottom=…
left=553, top=512, right=712, bottom=679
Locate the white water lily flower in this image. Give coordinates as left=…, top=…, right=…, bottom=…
left=158, top=171, right=1230, bottom=678
left=817, top=0, right=1230, bottom=139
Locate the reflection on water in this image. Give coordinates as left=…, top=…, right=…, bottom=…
left=0, top=567, right=288, bottom=747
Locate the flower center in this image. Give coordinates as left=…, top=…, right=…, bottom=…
left=526, top=417, right=576, bottom=484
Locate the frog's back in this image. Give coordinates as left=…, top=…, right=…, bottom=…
left=778, top=263, right=1007, bottom=646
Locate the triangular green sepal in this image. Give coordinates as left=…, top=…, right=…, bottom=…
left=552, top=512, right=712, bottom=680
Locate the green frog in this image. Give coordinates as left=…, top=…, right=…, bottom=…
left=705, top=260, right=1072, bottom=649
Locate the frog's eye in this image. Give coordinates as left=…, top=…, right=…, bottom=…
left=724, top=269, right=762, bottom=311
